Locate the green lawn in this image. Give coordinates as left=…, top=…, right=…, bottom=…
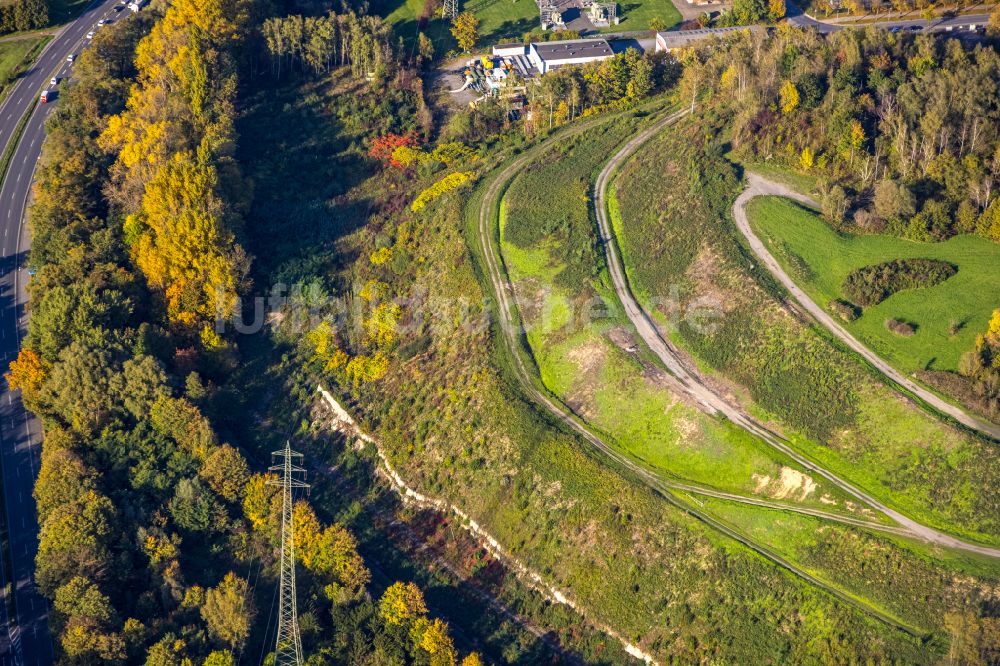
left=609, top=0, right=680, bottom=33
left=464, top=0, right=539, bottom=44
left=747, top=195, right=1000, bottom=374
left=0, top=37, right=47, bottom=94
left=377, top=0, right=456, bottom=53
left=378, top=0, right=679, bottom=53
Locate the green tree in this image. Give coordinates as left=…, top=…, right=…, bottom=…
left=417, top=32, right=435, bottom=67
left=169, top=477, right=224, bottom=532
left=873, top=180, right=916, bottom=221
left=37, top=490, right=117, bottom=594
left=34, top=448, right=96, bottom=522
left=41, top=340, right=120, bottom=436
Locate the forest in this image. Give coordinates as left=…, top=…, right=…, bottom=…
left=6, top=0, right=487, bottom=662
left=675, top=27, right=1000, bottom=244
left=0, top=0, right=47, bottom=34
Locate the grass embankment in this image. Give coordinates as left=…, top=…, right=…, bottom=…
left=234, top=74, right=639, bottom=664
left=499, top=122, right=858, bottom=514
left=746, top=195, right=1000, bottom=374
left=610, top=116, right=1000, bottom=547
left=0, top=36, right=47, bottom=98
left=496, top=111, right=1000, bottom=643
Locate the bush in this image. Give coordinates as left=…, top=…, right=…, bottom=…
left=829, top=299, right=859, bottom=322
left=885, top=318, right=916, bottom=336
left=843, top=259, right=957, bottom=307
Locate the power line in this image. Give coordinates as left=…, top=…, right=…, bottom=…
left=268, top=443, right=309, bottom=666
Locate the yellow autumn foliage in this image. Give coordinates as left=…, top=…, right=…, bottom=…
left=411, top=172, right=473, bottom=212
left=378, top=581, right=428, bottom=626
left=370, top=246, right=393, bottom=265
left=345, top=352, right=389, bottom=385
left=98, top=0, right=250, bottom=334
left=6, top=348, right=46, bottom=399
left=365, top=302, right=402, bottom=346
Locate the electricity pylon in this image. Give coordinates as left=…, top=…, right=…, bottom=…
left=442, top=0, right=458, bottom=20
left=269, top=443, right=309, bottom=666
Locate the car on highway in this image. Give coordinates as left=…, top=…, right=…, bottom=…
left=97, top=18, right=109, bottom=25
left=86, top=30, right=95, bottom=38
left=66, top=54, right=75, bottom=63
left=50, top=76, right=58, bottom=86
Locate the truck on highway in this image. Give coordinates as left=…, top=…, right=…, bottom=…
left=128, top=0, right=147, bottom=11
left=40, top=90, right=51, bottom=104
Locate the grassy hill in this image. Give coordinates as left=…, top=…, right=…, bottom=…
left=746, top=195, right=1000, bottom=375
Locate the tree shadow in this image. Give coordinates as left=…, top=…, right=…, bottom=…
left=237, top=78, right=374, bottom=284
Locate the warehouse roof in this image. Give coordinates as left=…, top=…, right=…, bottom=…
left=656, top=26, right=764, bottom=50
left=531, top=39, right=613, bottom=61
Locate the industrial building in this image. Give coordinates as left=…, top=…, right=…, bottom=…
left=528, top=39, right=614, bottom=74
left=654, top=26, right=764, bottom=52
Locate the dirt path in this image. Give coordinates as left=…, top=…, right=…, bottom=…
left=472, top=107, right=938, bottom=637
left=592, top=120, right=1000, bottom=559
left=733, top=173, right=1000, bottom=442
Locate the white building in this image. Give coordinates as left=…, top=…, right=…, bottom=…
left=528, top=39, right=613, bottom=74
left=493, top=43, right=527, bottom=57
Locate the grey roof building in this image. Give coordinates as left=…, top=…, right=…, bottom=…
left=528, top=39, right=614, bottom=74
left=655, top=26, right=764, bottom=51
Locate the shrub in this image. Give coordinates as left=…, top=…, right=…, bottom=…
left=829, top=299, right=859, bottom=322
left=885, top=318, right=916, bottom=336
left=843, top=259, right=957, bottom=307
left=410, top=171, right=473, bottom=212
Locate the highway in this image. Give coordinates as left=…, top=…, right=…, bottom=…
left=783, top=0, right=991, bottom=33
left=0, top=0, right=124, bottom=663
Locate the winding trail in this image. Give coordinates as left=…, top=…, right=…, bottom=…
left=732, top=173, right=1000, bottom=442
left=475, top=108, right=933, bottom=635
left=591, top=113, right=1000, bottom=558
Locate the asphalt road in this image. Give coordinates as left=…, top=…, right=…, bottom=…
left=733, top=174, right=1000, bottom=441
left=592, top=110, right=1000, bottom=558
left=783, top=0, right=990, bottom=33
left=0, top=1, right=125, bottom=663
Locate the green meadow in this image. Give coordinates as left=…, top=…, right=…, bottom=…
left=747, top=195, right=1000, bottom=374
